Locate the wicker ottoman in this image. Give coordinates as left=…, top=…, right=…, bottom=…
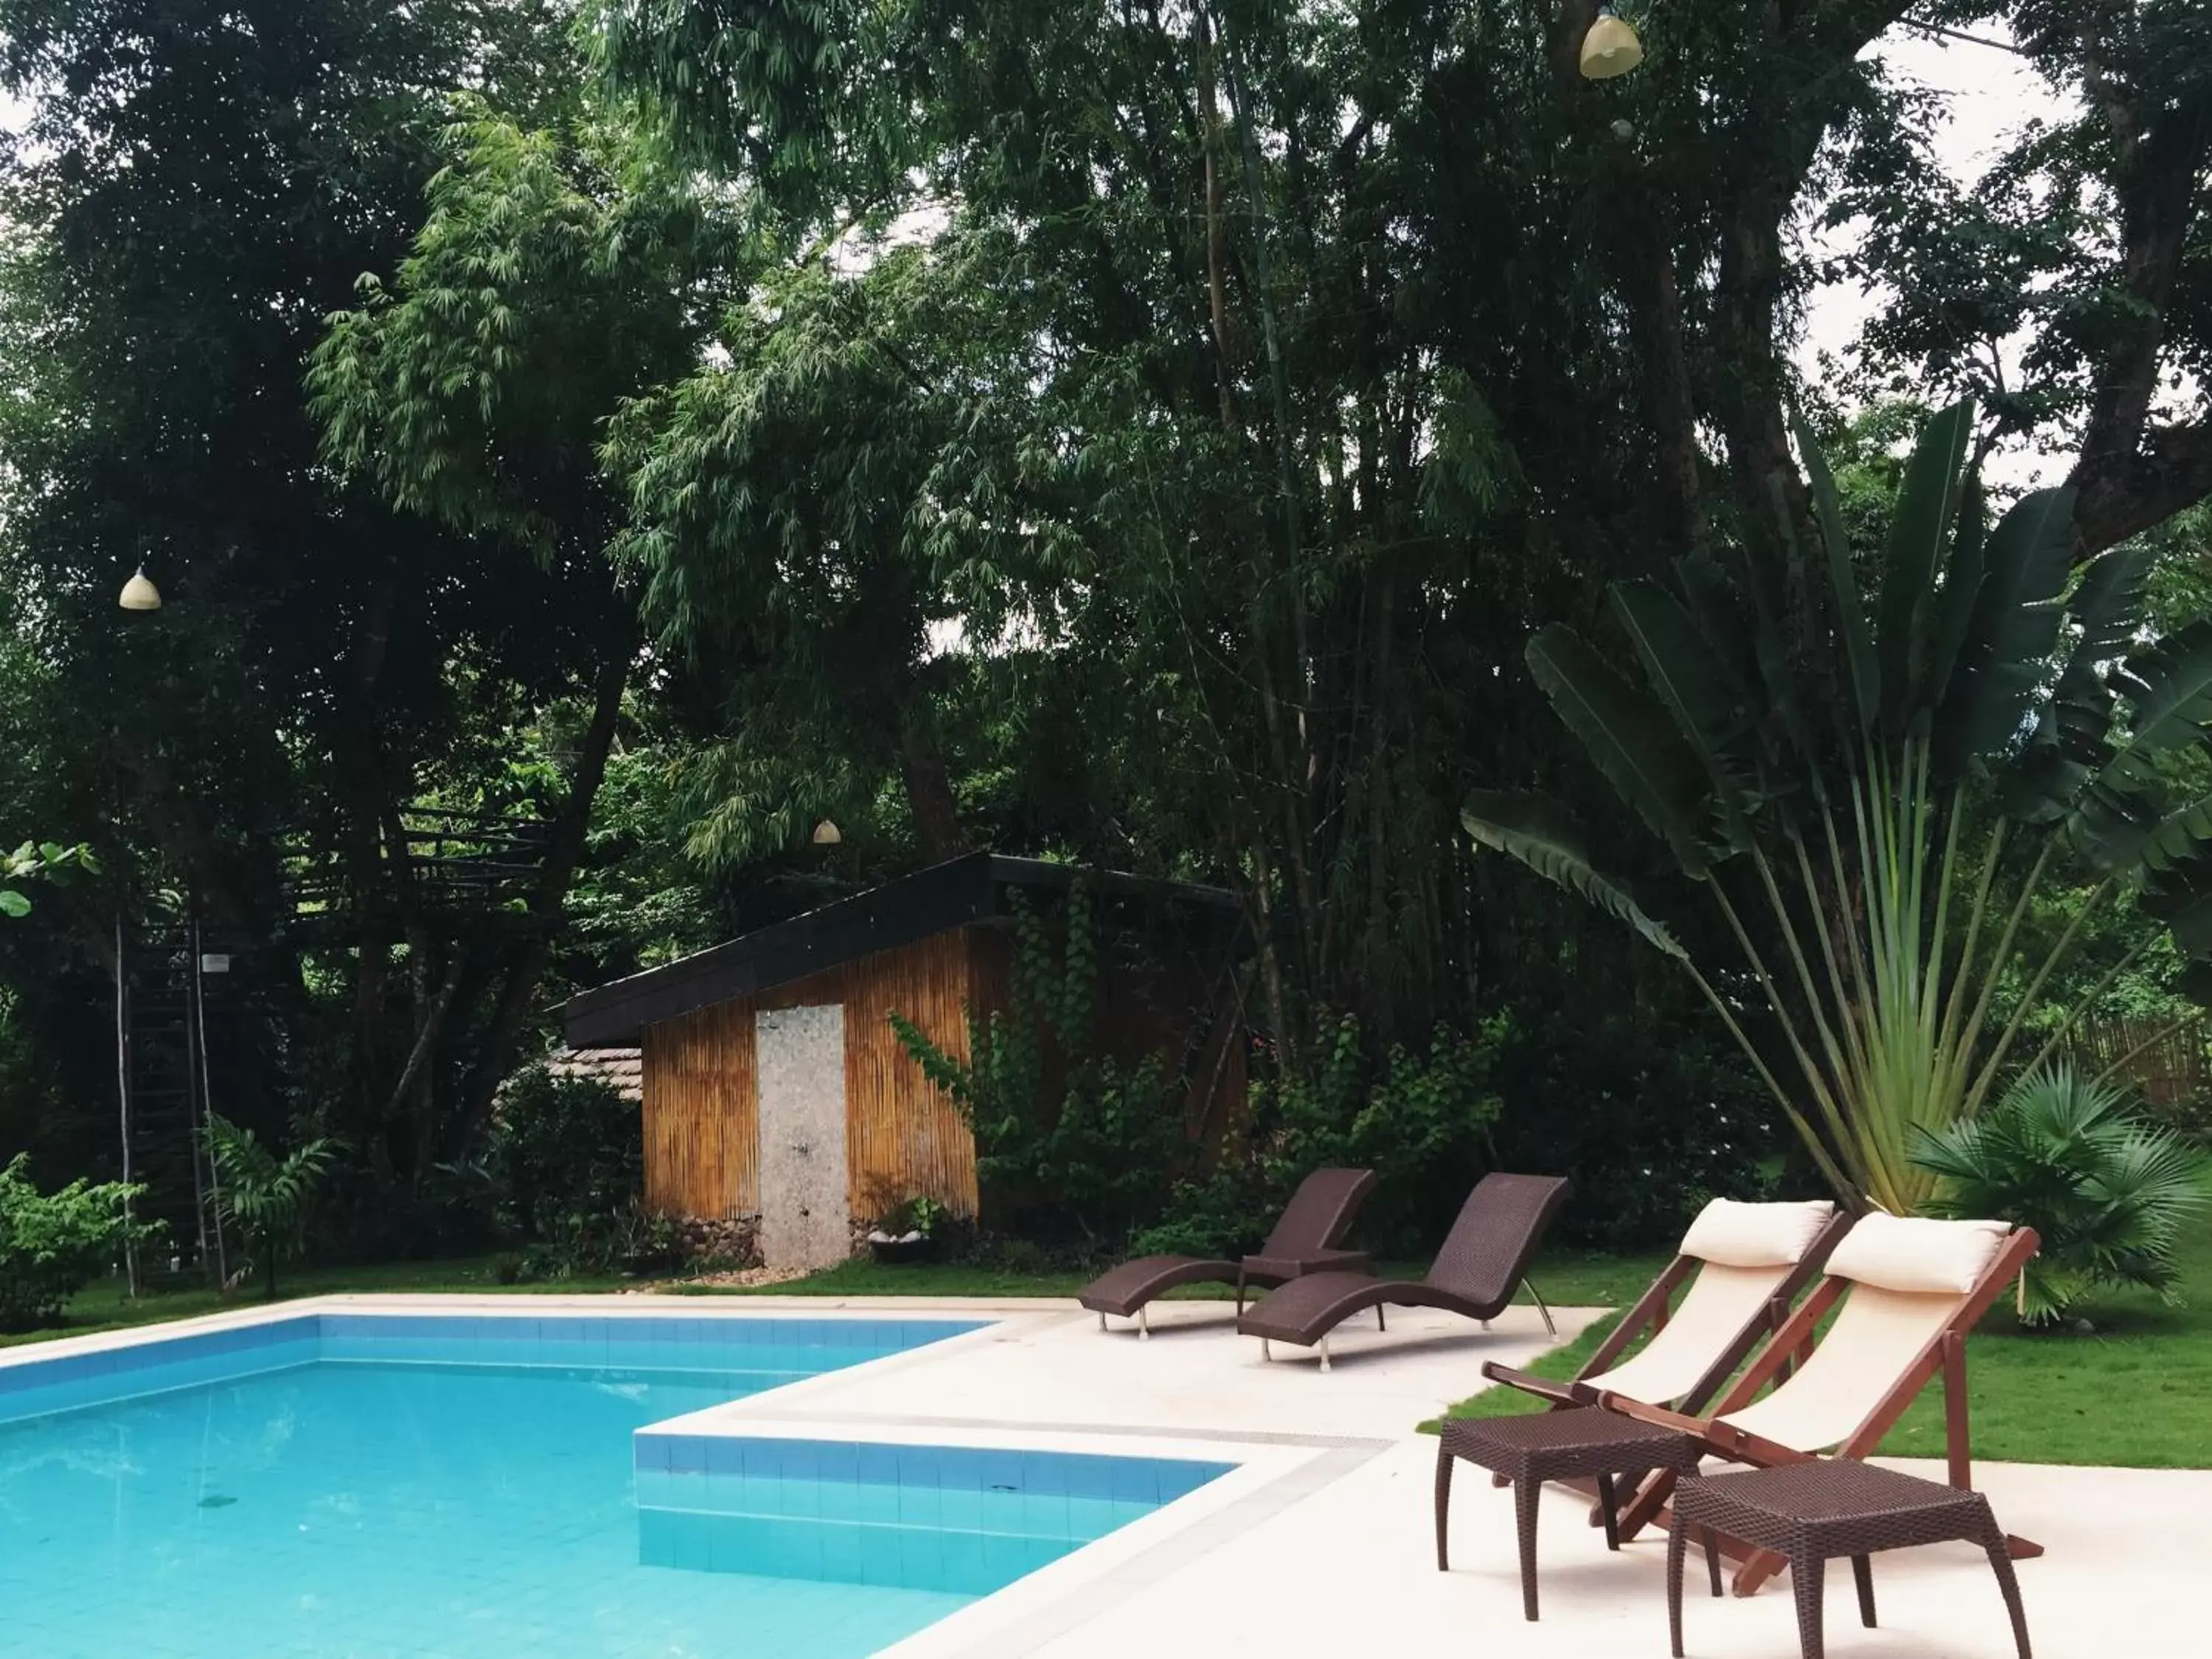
left=1435, top=1408, right=1699, bottom=1621
left=1666, top=1461, right=2032, bottom=1659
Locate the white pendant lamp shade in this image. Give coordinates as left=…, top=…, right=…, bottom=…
left=119, top=566, right=163, bottom=611
left=811, top=819, right=842, bottom=845
left=1580, top=13, right=1644, bottom=80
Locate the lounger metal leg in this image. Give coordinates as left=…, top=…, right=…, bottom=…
left=1319, top=1335, right=1332, bottom=1373
left=1098, top=1312, right=1107, bottom=1332
left=1261, top=1338, right=1272, bottom=1362
left=1138, top=1305, right=1150, bottom=1341
left=1523, top=1278, right=1557, bottom=1338
left=1479, top=1319, right=1490, bottom=1332
left=1377, top=1305, right=1386, bottom=1331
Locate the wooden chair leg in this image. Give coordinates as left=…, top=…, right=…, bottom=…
left=1617, top=1465, right=1677, bottom=1543
left=1851, top=1555, right=1875, bottom=1628
left=1667, top=1519, right=1688, bottom=1658
left=1986, top=1539, right=2034, bottom=1659
left=1514, top=1478, right=1543, bottom=1621
left=1791, top=1555, right=1826, bottom=1659
left=1433, top=1446, right=1453, bottom=1571
left=1733, top=1545, right=1787, bottom=1597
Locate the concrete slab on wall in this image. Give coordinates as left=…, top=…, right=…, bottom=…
left=755, top=1005, right=851, bottom=1270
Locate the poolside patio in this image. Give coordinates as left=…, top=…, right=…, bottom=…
left=613, top=1290, right=2197, bottom=1658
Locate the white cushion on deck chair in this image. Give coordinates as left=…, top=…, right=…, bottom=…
left=1677, top=1197, right=1836, bottom=1269
left=1823, top=1212, right=2009, bottom=1295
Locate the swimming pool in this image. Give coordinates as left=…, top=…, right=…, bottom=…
left=0, top=1310, right=1231, bottom=1657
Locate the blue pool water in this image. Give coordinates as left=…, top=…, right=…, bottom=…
left=0, top=1314, right=1228, bottom=1658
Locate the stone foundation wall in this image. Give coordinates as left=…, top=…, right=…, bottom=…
left=674, top=1214, right=762, bottom=1270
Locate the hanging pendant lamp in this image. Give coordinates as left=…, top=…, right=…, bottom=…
left=118, top=566, right=163, bottom=611
left=1580, top=11, right=1645, bottom=80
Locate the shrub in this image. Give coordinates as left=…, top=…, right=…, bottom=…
left=489, top=1062, right=644, bottom=1272
left=1487, top=1006, right=1779, bottom=1250
left=206, top=1115, right=343, bottom=1299
left=892, top=888, right=1187, bottom=1248
left=1145, top=1014, right=1510, bottom=1260
left=1911, top=1060, right=2211, bottom=1327
left=0, top=1154, right=153, bottom=1331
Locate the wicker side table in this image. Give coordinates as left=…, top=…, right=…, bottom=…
left=1435, top=1408, right=1699, bottom=1621
left=1666, top=1461, right=2032, bottom=1659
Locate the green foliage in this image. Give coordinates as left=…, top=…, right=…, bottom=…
left=1470, top=402, right=2212, bottom=1213
left=0, top=1154, right=153, bottom=1331
left=206, top=1116, right=344, bottom=1298
left=486, top=1062, right=647, bottom=1274
left=0, top=840, right=94, bottom=919
left=869, top=1193, right=948, bottom=1240
left=891, top=888, right=1186, bottom=1246
left=1913, top=1062, right=2211, bottom=1328
left=1144, top=1014, right=1508, bottom=1260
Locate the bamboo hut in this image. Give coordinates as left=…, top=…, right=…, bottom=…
left=561, top=855, right=1245, bottom=1270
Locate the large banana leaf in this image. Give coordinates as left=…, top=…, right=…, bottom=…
left=2136, top=796, right=2212, bottom=956
left=1526, top=625, right=1713, bottom=877
left=1795, top=411, right=1877, bottom=739
left=2052, top=545, right=2154, bottom=765
left=1931, top=484, right=2074, bottom=773
left=2092, top=620, right=2212, bottom=796
left=1609, top=581, right=1759, bottom=845
left=1921, top=473, right=1986, bottom=712
left=1875, top=398, right=1973, bottom=731
left=1461, top=790, right=1689, bottom=961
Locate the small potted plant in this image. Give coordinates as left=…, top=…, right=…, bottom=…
left=866, top=1194, right=947, bottom=1265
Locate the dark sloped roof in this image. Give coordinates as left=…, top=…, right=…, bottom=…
left=560, top=852, right=1237, bottom=1048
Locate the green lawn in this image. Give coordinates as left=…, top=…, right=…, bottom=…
left=1436, top=1220, right=2212, bottom=1470
left=12, top=1231, right=2208, bottom=1470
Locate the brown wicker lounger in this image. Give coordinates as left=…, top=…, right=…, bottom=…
left=1236, top=1172, right=1570, bottom=1370
left=1076, top=1166, right=1377, bottom=1336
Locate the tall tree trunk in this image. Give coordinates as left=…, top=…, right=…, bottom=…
left=897, top=706, right=970, bottom=861
left=461, top=644, right=633, bottom=1142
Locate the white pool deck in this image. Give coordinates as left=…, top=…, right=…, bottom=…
left=19, top=1290, right=2204, bottom=1655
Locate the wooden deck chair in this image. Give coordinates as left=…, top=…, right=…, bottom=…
left=1483, top=1199, right=1853, bottom=1417
left=1600, top=1214, right=2042, bottom=1597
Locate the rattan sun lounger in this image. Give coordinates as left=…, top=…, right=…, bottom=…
left=1599, top=1214, right=2045, bottom=1596
left=1483, top=1199, right=1853, bottom=1415
left=1077, top=1166, right=1377, bottom=1336
left=1236, top=1172, right=1570, bottom=1370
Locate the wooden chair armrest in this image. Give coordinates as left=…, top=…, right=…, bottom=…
left=1481, top=1361, right=1594, bottom=1407
left=1595, top=1391, right=1812, bottom=1469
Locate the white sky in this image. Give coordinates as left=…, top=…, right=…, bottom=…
left=1800, top=27, right=2069, bottom=485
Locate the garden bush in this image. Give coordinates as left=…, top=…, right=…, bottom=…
left=1487, top=1005, right=1779, bottom=1250
left=893, top=888, right=1187, bottom=1248
left=1913, top=1061, right=2211, bottom=1327
left=0, top=1153, right=151, bottom=1330
left=488, top=1062, right=647, bottom=1275
left=1141, top=1014, right=1511, bottom=1261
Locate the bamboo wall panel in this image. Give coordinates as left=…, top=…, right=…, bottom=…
left=641, top=1000, right=757, bottom=1218
left=756, top=929, right=981, bottom=1218
left=640, top=932, right=981, bottom=1221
